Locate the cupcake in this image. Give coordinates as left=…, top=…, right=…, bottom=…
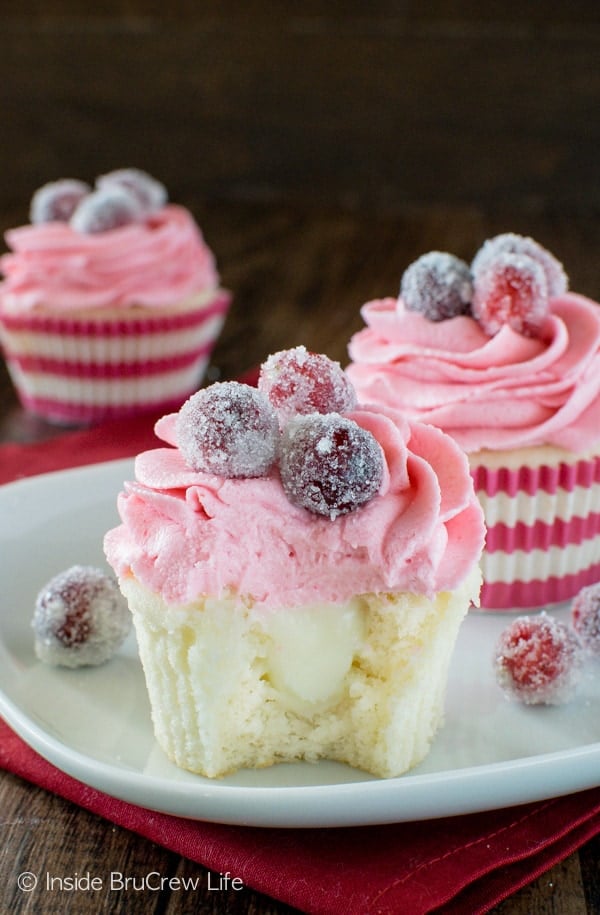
left=347, top=234, right=600, bottom=611
left=104, top=348, right=484, bottom=779
left=0, top=168, right=231, bottom=425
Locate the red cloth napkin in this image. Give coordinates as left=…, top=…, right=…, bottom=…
left=2, top=416, right=600, bottom=915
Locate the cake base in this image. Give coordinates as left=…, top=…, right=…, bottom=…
left=119, top=568, right=481, bottom=779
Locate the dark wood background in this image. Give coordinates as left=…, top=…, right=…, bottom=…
left=1, top=4, right=600, bottom=914
left=2, top=1, right=600, bottom=222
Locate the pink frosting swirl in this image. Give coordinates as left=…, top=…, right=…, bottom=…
left=0, top=205, right=219, bottom=312
left=347, top=293, right=600, bottom=453
left=104, top=406, right=484, bottom=610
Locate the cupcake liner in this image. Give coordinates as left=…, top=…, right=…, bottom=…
left=0, top=290, right=231, bottom=424
left=471, top=449, right=600, bottom=610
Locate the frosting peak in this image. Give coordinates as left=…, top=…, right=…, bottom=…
left=0, top=205, right=219, bottom=312
left=104, top=403, right=485, bottom=610
left=347, top=293, right=600, bottom=453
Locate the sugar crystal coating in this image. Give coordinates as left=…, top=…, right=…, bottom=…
left=30, top=179, right=91, bottom=224
left=32, top=565, right=131, bottom=668
left=400, top=251, right=473, bottom=321
left=494, top=612, right=584, bottom=705
left=70, top=186, right=145, bottom=234
left=176, top=381, right=280, bottom=477
left=279, top=413, right=384, bottom=519
left=471, top=251, right=549, bottom=337
left=472, top=232, right=568, bottom=298
left=258, top=345, right=357, bottom=423
left=96, top=167, right=168, bottom=214
left=571, top=583, right=600, bottom=655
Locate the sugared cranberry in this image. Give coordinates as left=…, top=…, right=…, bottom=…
left=571, top=583, right=600, bottom=656
left=96, top=167, right=167, bottom=214
left=176, top=381, right=280, bottom=477
left=472, top=232, right=568, bottom=299
left=400, top=251, right=473, bottom=321
left=471, top=251, right=549, bottom=337
left=30, top=179, right=91, bottom=224
left=279, top=413, right=384, bottom=519
left=32, top=565, right=131, bottom=668
left=258, top=346, right=357, bottom=423
left=494, top=613, right=584, bottom=705
left=70, top=186, right=145, bottom=234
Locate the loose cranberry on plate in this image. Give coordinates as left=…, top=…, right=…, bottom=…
left=571, top=583, right=600, bottom=656
left=494, top=612, right=584, bottom=706
left=32, top=565, right=131, bottom=668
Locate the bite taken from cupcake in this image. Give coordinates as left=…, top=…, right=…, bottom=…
left=104, top=347, right=485, bottom=779
left=0, top=168, right=231, bottom=425
left=347, top=234, right=600, bottom=611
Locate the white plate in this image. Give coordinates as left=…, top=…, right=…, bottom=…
left=1, top=459, right=599, bottom=828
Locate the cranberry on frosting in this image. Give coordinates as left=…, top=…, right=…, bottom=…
left=471, top=232, right=568, bottom=299
left=175, top=352, right=380, bottom=518
left=258, top=345, right=357, bottom=423
left=347, top=234, right=600, bottom=453
left=400, top=251, right=473, bottom=322
left=176, top=381, right=280, bottom=478
left=471, top=251, right=550, bottom=337
left=95, top=168, right=168, bottom=215
left=29, top=179, right=91, bottom=225
left=69, top=185, right=146, bottom=235
left=279, top=412, right=384, bottom=519
left=28, top=167, right=168, bottom=236
left=395, top=234, right=567, bottom=340
left=105, top=348, right=485, bottom=610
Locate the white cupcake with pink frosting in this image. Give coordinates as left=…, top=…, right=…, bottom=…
left=104, top=348, right=484, bottom=779
left=0, top=169, right=230, bottom=425
left=347, top=234, right=600, bottom=611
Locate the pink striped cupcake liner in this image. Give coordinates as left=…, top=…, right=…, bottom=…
left=470, top=449, right=600, bottom=611
left=0, top=290, right=231, bottom=425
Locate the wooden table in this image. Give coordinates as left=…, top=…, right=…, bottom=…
left=1, top=199, right=599, bottom=914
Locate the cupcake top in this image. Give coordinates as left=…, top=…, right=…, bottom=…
left=104, top=348, right=485, bottom=611
left=347, top=234, right=600, bottom=454
left=0, top=168, right=219, bottom=312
